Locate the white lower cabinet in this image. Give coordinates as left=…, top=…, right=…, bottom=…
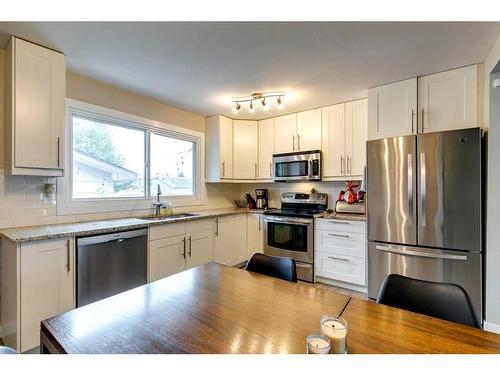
left=148, top=220, right=214, bottom=282
left=0, top=237, right=75, bottom=353
left=246, top=213, right=264, bottom=258
left=314, top=218, right=367, bottom=287
left=214, top=214, right=247, bottom=266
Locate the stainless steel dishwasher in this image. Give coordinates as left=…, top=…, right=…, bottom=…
left=76, top=228, right=148, bottom=307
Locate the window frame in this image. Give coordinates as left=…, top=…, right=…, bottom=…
left=57, top=99, right=204, bottom=216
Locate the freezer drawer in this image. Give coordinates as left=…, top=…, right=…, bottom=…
left=368, top=241, right=482, bottom=322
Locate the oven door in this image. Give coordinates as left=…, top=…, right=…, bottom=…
left=263, top=216, right=314, bottom=263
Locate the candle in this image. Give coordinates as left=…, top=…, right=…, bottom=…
left=320, top=316, right=348, bottom=354
left=306, top=334, right=331, bottom=354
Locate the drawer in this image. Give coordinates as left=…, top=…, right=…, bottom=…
left=149, top=222, right=186, bottom=241
left=315, top=251, right=366, bottom=286
left=315, top=230, right=366, bottom=258
left=315, top=218, right=366, bottom=234
left=186, top=219, right=214, bottom=233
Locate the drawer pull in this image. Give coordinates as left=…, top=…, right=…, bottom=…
left=328, top=256, right=350, bottom=262
left=328, top=220, right=351, bottom=225
left=327, top=233, right=350, bottom=238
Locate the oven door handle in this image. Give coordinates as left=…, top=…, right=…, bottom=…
left=264, top=216, right=313, bottom=225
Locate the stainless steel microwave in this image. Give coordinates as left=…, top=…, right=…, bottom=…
left=272, top=150, right=321, bottom=182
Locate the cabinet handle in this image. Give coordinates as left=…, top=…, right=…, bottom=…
left=269, top=162, right=272, bottom=178
left=411, top=110, right=415, bottom=133
left=421, top=108, right=424, bottom=133
left=182, top=237, right=187, bottom=258
left=66, top=239, right=70, bottom=272
left=292, top=135, right=295, bottom=151
left=340, top=156, right=344, bottom=174
left=297, top=134, right=301, bottom=150
left=346, top=156, right=351, bottom=175
left=215, top=219, right=219, bottom=237
left=222, top=161, right=225, bottom=177
left=328, top=256, right=350, bottom=262
left=328, top=233, right=351, bottom=238
left=328, top=220, right=350, bottom=225
left=258, top=216, right=261, bottom=231
left=188, top=236, right=192, bottom=257
left=255, top=163, right=257, bottom=178
left=57, top=137, right=61, bottom=167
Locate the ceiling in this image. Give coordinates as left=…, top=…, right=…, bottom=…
left=0, top=22, right=499, bottom=120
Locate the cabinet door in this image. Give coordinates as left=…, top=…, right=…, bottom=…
left=186, top=229, right=213, bottom=269
left=296, top=108, right=322, bottom=151
left=258, top=118, right=274, bottom=179
left=233, top=120, right=258, bottom=179
left=345, top=99, right=368, bottom=177
left=246, top=213, right=264, bottom=258
left=274, top=113, right=297, bottom=154
left=149, top=235, right=186, bottom=282
left=220, top=116, right=234, bottom=179
left=213, top=216, right=235, bottom=265
left=367, top=78, right=417, bottom=140
left=14, top=38, right=65, bottom=170
left=233, top=215, right=248, bottom=265
left=322, top=103, right=346, bottom=177
left=418, top=65, right=478, bottom=133
left=20, top=238, right=74, bottom=352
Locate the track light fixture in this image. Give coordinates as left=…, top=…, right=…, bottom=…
left=231, top=91, right=286, bottom=114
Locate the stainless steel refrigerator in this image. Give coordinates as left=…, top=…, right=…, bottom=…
left=367, top=127, right=483, bottom=323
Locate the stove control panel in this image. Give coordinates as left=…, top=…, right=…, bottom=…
left=281, top=192, right=328, bottom=205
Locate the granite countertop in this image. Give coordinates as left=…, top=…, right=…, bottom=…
left=314, top=211, right=366, bottom=221
left=0, top=208, right=257, bottom=244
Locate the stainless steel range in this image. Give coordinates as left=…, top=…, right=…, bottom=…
left=263, top=192, right=328, bottom=282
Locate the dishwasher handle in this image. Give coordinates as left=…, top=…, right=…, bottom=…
left=77, top=228, right=148, bottom=246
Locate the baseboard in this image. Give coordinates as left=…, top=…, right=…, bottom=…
left=315, top=276, right=368, bottom=294
left=483, top=321, right=500, bottom=334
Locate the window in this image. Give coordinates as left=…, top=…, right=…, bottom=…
left=72, top=116, right=146, bottom=199
left=150, top=133, right=195, bottom=196
left=58, top=100, right=203, bottom=215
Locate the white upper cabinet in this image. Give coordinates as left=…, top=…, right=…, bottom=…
left=258, top=118, right=274, bottom=180
left=345, top=99, right=368, bottom=177
left=205, top=115, right=233, bottom=181
left=418, top=65, right=479, bottom=133
left=322, top=103, right=346, bottom=177
left=233, top=120, right=258, bottom=180
left=4, top=37, right=66, bottom=176
left=296, top=108, right=322, bottom=151
left=322, top=99, right=367, bottom=179
left=274, top=113, right=297, bottom=154
left=368, top=78, right=417, bottom=140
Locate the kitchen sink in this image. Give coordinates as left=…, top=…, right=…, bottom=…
left=136, top=213, right=201, bottom=221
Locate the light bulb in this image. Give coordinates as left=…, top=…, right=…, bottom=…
left=261, top=98, right=269, bottom=111
left=249, top=101, right=255, bottom=113
left=231, top=102, right=241, bottom=114
left=277, top=96, right=284, bottom=110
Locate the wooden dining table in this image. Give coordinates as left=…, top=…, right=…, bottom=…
left=40, top=262, right=500, bottom=354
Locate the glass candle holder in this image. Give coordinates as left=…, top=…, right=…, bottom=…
left=320, top=315, right=348, bottom=354
left=306, top=334, right=331, bottom=354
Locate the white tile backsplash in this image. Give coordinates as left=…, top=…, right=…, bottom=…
left=0, top=169, right=241, bottom=229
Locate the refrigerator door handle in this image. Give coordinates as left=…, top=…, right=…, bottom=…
left=420, top=152, right=426, bottom=227
left=375, top=244, right=468, bottom=260
left=407, top=154, right=413, bottom=225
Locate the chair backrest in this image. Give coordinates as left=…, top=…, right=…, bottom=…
left=245, top=253, right=297, bottom=282
left=0, top=346, right=17, bottom=354
left=376, top=274, right=480, bottom=328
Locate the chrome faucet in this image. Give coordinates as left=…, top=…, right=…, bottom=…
left=153, top=184, right=164, bottom=216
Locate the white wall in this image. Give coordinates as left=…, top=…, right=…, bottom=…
left=484, top=31, right=500, bottom=333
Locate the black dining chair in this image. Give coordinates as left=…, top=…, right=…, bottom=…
left=0, top=346, right=17, bottom=354
left=376, top=274, right=480, bottom=328
left=245, top=253, right=297, bottom=283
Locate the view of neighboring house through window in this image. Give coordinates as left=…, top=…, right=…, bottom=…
left=71, top=112, right=196, bottom=201
left=150, top=133, right=194, bottom=196
left=72, top=116, right=145, bottom=199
